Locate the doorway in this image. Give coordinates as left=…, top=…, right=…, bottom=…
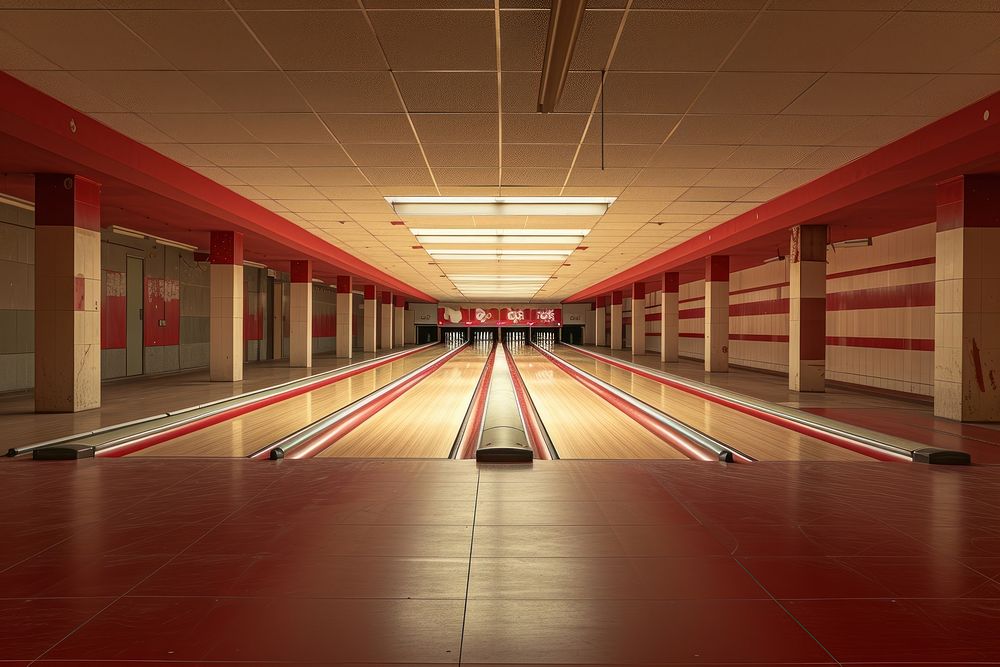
left=125, top=255, right=143, bottom=377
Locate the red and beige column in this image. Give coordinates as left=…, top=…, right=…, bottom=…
left=704, top=255, right=729, bottom=372
left=336, top=276, right=352, bottom=359
left=362, top=285, right=377, bottom=353
left=594, top=296, right=607, bottom=346
left=289, top=260, right=312, bottom=368
left=380, top=291, right=393, bottom=350
left=34, top=174, right=102, bottom=412
left=789, top=225, right=827, bottom=392
left=661, top=272, right=679, bottom=363
left=610, top=290, right=624, bottom=350
left=209, top=230, right=243, bottom=382
left=393, top=295, right=405, bottom=347
left=934, top=175, right=1000, bottom=421
left=630, top=282, right=645, bottom=354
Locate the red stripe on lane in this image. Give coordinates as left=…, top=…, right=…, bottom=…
left=287, top=345, right=468, bottom=459
left=504, top=345, right=551, bottom=460
left=455, top=345, right=497, bottom=460
left=564, top=346, right=908, bottom=462
left=533, top=346, right=717, bottom=462
left=97, top=344, right=439, bottom=458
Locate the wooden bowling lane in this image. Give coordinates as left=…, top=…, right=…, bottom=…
left=551, top=347, right=869, bottom=462
left=129, top=346, right=449, bottom=458
left=317, top=345, right=491, bottom=458
left=508, top=346, right=688, bottom=460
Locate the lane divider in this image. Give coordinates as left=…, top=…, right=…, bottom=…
left=559, top=344, right=916, bottom=463
left=451, top=342, right=497, bottom=460
left=258, top=343, right=470, bottom=460
left=17, top=343, right=439, bottom=460
left=503, top=344, right=556, bottom=460
left=531, top=344, right=746, bottom=463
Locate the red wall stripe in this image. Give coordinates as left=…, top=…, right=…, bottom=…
left=826, top=257, right=934, bottom=280
left=826, top=282, right=933, bottom=311
left=679, top=307, right=705, bottom=319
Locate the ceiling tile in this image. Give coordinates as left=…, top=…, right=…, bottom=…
left=114, top=10, right=273, bottom=71
left=692, top=72, right=821, bottom=114
left=603, top=72, right=709, bottom=113
left=395, top=72, right=497, bottom=113
left=718, top=145, right=817, bottom=168
left=233, top=113, right=332, bottom=143
left=343, top=144, right=428, bottom=167
left=648, top=144, right=736, bottom=168
left=834, top=11, right=1000, bottom=74
left=140, top=113, right=255, bottom=143
left=425, top=143, right=499, bottom=168
left=782, top=73, right=935, bottom=115
left=371, top=9, right=496, bottom=70
left=266, top=143, right=354, bottom=167
left=503, top=113, right=588, bottom=143
left=411, top=114, right=498, bottom=143
left=190, top=144, right=283, bottom=167
left=669, top=115, right=771, bottom=144
left=502, top=71, right=600, bottom=113
left=186, top=72, right=310, bottom=113
left=72, top=70, right=222, bottom=112
left=582, top=114, right=680, bottom=144
left=613, top=9, right=755, bottom=71
left=747, top=114, right=865, bottom=145
left=0, top=9, right=170, bottom=70
left=291, top=72, right=403, bottom=113
left=89, top=112, right=174, bottom=142
left=724, top=10, right=890, bottom=72
left=240, top=10, right=385, bottom=70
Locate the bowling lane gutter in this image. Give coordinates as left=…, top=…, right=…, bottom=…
left=528, top=343, right=747, bottom=463
left=503, top=342, right=557, bottom=460
left=450, top=342, right=498, bottom=460
left=253, top=343, right=470, bottom=460
left=18, top=343, right=443, bottom=460
left=558, top=344, right=965, bottom=465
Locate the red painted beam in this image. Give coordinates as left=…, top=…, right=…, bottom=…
left=0, top=73, right=433, bottom=302
left=566, top=91, right=1000, bottom=302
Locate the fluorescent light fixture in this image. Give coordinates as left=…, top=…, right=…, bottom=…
left=417, top=235, right=584, bottom=245
left=428, top=249, right=571, bottom=257
left=110, top=225, right=199, bottom=252
left=411, top=228, right=590, bottom=237
left=386, top=196, right=615, bottom=216
left=448, top=275, right=550, bottom=282
left=762, top=255, right=785, bottom=264
left=244, top=260, right=268, bottom=269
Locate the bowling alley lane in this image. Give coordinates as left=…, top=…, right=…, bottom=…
left=317, top=344, right=492, bottom=458
left=549, top=347, right=869, bottom=462
left=507, top=345, right=689, bottom=459
left=129, top=346, right=449, bottom=458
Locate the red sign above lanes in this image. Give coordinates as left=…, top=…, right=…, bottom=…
left=438, top=306, right=562, bottom=327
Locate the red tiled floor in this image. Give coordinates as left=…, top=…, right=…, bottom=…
left=1, top=458, right=999, bottom=664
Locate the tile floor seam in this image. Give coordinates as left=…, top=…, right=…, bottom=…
left=26, top=465, right=294, bottom=666
left=733, top=556, right=843, bottom=666
left=457, top=465, right=481, bottom=667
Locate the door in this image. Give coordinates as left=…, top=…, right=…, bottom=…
left=125, top=256, right=144, bottom=376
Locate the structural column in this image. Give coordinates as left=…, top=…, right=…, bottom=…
left=335, top=276, right=352, bottom=359
left=393, top=295, right=405, bottom=347
left=610, top=290, right=624, bottom=350
left=661, top=272, right=679, bottom=363
left=209, top=230, right=244, bottom=382
left=380, top=291, right=393, bottom=350
left=594, top=297, right=607, bottom=346
left=584, top=303, right=596, bottom=344
left=289, top=260, right=312, bottom=368
left=789, top=225, right=827, bottom=392
left=363, top=285, right=377, bottom=353
left=704, top=255, right=729, bottom=372
left=934, top=175, right=1000, bottom=421
left=34, top=174, right=102, bottom=412
left=630, top=282, right=646, bottom=354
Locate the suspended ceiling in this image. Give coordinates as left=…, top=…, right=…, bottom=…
left=1, top=1, right=998, bottom=301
